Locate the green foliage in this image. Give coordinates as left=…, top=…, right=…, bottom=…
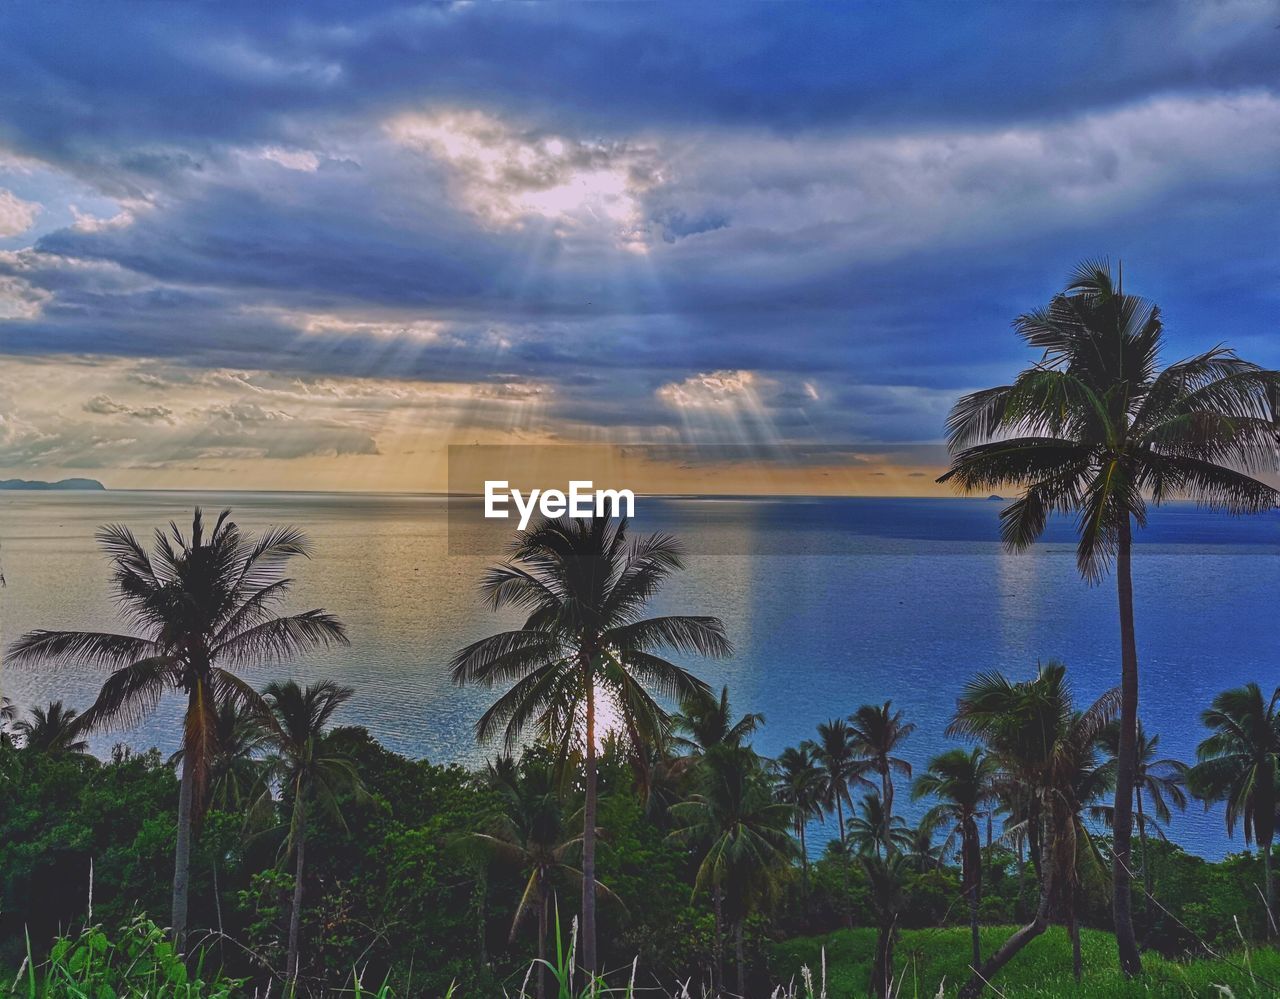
left=10, top=917, right=243, bottom=998
left=773, top=925, right=1280, bottom=997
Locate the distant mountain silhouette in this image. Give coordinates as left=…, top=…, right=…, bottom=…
left=0, top=478, right=106, bottom=491
left=987, top=494, right=1004, bottom=501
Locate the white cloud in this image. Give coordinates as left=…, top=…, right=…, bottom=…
left=0, top=187, right=40, bottom=236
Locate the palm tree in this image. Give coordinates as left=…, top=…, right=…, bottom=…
left=13, top=699, right=89, bottom=754
left=843, top=793, right=913, bottom=859
left=476, top=755, right=597, bottom=999
left=672, top=685, right=764, bottom=757
left=849, top=701, right=915, bottom=826
left=9, top=508, right=348, bottom=943
left=670, top=744, right=794, bottom=997
left=1097, top=720, right=1187, bottom=913
left=450, top=515, right=728, bottom=974
left=805, top=719, right=869, bottom=843
left=259, top=679, right=364, bottom=984
left=948, top=662, right=1119, bottom=998
left=1187, top=683, right=1280, bottom=937
left=1, top=695, right=16, bottom=746
left=939, top=259, right=1280, bottom=974
left=172, top=698, right=272, bottom=814
left=862, top=851, right=910, bottom=999
left=913, top=748, right=997, bottom=976
left=773, top=744, right=825, bottom=891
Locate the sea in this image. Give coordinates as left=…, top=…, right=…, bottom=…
left=2, top=489, right=1277, bottom=860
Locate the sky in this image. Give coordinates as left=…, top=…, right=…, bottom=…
left=0, top=2, right=1276, bottom=493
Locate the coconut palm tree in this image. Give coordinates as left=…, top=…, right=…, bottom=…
left=476, top=755, right=604, bottom=999
left=670, top=744, right=795, bottom=997
left=863, top=851, right=910, bottom=999
left=451, top=515, right=727, bottom=974
left=1097, top=720, right=1188, bottom=913
left=171, top=698, right=272, bottom=814
left=849, top=701, right=915, bottom=827
left=672, top=684, right=764, bottom=757
left=948, top=662, right=1119, bottom=998
left=844, top=793, right=913, bottom=860
left=259, top=679, right=364, bottom=984
left=773, top=744, right=825, bottom=891
left=939, top=259, right=1280, bottom=974
left=913, top=747, right=998, bottom=976
left=1187, top=683, right=1280, bottom=937
left=9, top=508, right=348, bottom=943
left=805, top=719, right=870, bottom=843
left=13, top=699, right=90, bottom=754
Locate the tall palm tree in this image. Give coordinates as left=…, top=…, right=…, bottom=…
left=913, top=748, right=998, bottom=976
left=843, top=793, right=913, bottom=860
left=849, top=701, right=915, bottom=828
left=172, top=698, right=272, bottom=814
left=672, top=684, right=763, bottom=757
left=9, top=508, right=348, bottom=943
left=773, top=744, right=825, bottom=891
left=939, top=259, right=1280, bottom=974
left=476, top=755, right=598, bottom=999
left=259, top=679, right=364, bottom=984
left=1097, top=720, right=1187, bottom=912
left=947, top=662, right=1119, bottom=998
left=13, top=699, right=90, bottom=754
left=451, top=515, right=728, bottom=974
left=1187, top=683, right=1280, bottom=937
left=805, top=719, right=869, bottom=843
left=670, top=744, right=795, bottom=997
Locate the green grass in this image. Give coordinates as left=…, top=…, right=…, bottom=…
left=771, top=925, right=1280, bottom=997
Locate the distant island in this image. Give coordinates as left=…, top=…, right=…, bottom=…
left=0, top=478, right=106, bottom=491
left=987, top=494, right=1004, bottom=501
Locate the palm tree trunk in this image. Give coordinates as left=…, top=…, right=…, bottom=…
left=287, top=801, right=306, bottom=984
left=964, top=822, right=981, bottom=976
left=537, top=888, right=548, bottom=999
left=1263, top=833, right=1275, bottom=938
left=1069, top=880, right=1082, bottom=982
left=735, top=919, right=746, bottom=998
left=712, top=886, right=725, bottom=997
left=1136, top=788, right=1151, bottom=922
left=835, top=793, right=845, bottom=843
left=960, top=796, right=1055, bottom=999
left=882, top=767, right=893, bottom=827
left=799, top=821, right=810, bottom=898
left=871, top=921, right=895, bottom=999
left=581, top=659, right=598, bottom=976
left=1112, top=515, right=1142, bottom=976
left=171, top=717, right=195, bottom=946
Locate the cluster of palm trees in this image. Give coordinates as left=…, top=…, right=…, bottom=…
left=4, top=509, right=358, bottom=986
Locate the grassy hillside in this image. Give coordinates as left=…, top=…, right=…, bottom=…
left=771, top=926, right=1280, bottom=998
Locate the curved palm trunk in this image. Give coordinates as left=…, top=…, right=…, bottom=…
left=581, top=662, right=599, bottom=976
left=960, top=796, right=1055, bottom=999
left=286, top=802, right=306, bottom=984
left=1112, top=518, right=1142, bottom=976
left=172, top=746, right=194, bottom=945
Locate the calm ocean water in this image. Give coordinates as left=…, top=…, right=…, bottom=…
left=2, top=489, right=1277, bottom=859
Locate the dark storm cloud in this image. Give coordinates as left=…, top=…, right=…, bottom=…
left=0, top=1, right=1276, bottom=451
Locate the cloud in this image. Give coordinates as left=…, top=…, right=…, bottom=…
left=0, top=188, right=40, bottom=236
